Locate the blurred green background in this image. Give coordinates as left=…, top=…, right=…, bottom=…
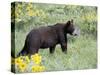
left=11, top=2, right=97, bottom=71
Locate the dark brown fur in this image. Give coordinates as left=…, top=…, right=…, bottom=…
left=17, top=20, right=76, bottom=57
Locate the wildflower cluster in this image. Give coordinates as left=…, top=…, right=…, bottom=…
left=11, top=2, right=47, bottom=22
left=11, top=53, right=45, bottom=73
left=31, top=54, right=45, bottom=72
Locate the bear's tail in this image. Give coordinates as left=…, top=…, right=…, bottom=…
left=11, top=47, right=26, bottom=58
left=17, top=44, right=28, bottom=57
left=12, top=38, right=28, bottom=58
left=11, top=49, right=25, bottom=58
left=17, top=49, right=25, bottom=57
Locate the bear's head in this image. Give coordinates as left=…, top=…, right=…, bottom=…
left=64, top=19, right=80, bottom=36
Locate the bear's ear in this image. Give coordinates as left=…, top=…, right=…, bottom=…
left=66, top=19, right=74, bottom=27
left=67, top=19, right=73, bottom=25
left=66, top=20, right=71, bottom=27
left=66, top=20, right=71, bottom=25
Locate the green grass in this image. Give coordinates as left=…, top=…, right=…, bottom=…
left=15, top=31, right=97, bottom=71
left=12, top=3, right=97, bottom=72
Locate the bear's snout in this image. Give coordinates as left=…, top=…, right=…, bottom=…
left=72, top=26, right=80, bottom=36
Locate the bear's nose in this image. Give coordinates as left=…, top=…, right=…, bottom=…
left=74, top=34, right=78, bottom=36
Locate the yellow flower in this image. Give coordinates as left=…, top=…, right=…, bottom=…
left=18, top=62, right=27, bottom=72
left=31, top=54, right=42, bottom=65
left=39, top=66, right=45, bottom=72
left=31, top=65, right=45, bottom=72
left=28, top=10, right=34, bottom=16
left=31, top=65, right=39, bottom=72
left=15, top=57, right=23, bottom=65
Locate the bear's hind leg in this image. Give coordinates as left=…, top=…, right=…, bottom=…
left=28, top=47, right=39, bottom=58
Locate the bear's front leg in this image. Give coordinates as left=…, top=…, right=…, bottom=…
left=58, top=31, right=67, bottom=54
left=49, top=46, right=56, bottom=54
left=61, top=43, right=67, bottom=54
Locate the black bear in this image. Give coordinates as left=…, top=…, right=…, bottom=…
left=16, top=19, right=80, bottom=57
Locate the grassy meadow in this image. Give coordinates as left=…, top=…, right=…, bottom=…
left=11, top=2, right=97, bottom=72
